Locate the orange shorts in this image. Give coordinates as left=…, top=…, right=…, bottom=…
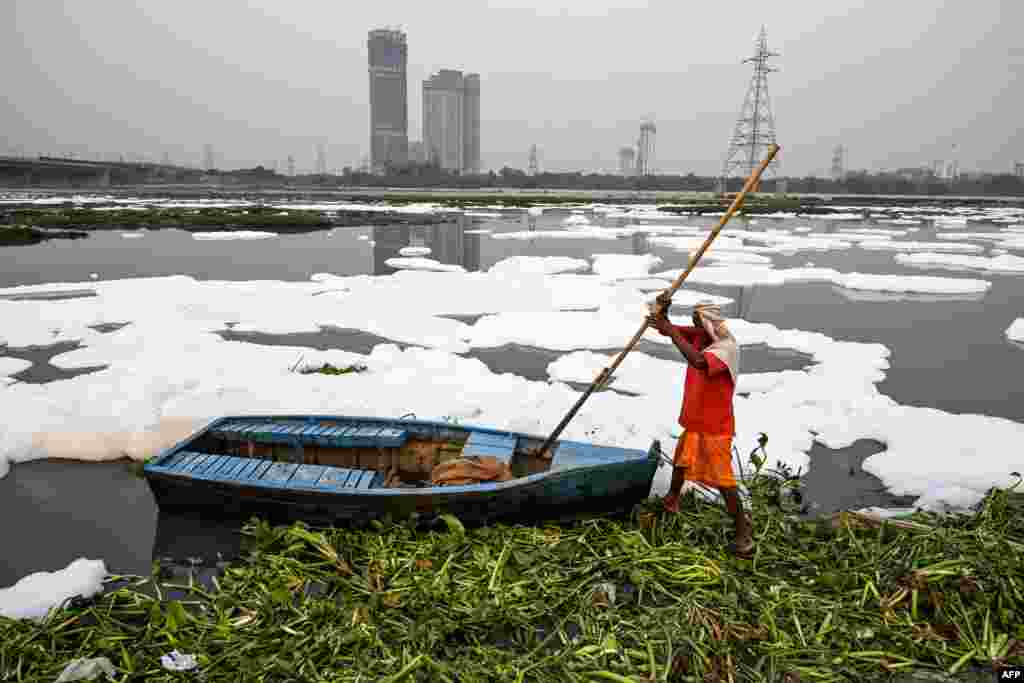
left=673, top=431, right=736, bottom=489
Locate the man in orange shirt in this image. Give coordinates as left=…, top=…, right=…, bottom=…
left=647, top=295, right=753, bottom=558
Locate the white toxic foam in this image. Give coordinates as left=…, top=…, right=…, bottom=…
left=0, top=558, right=108, bottom=621
left=0, top=264, right=1020, bottom=513
left=858, top=240, right=984, bottom=254
left=191, top=231, right=278, bottom=241
left=653, top=264, right=992, bottom=294
left=398, top=246, right=432, bottom=257
left=590, top=254, right=663, bottom=281
left=1007, top=318, right=1024, bottom=343
left=894, top=252, right=1024, bottom=274
left=488, top=256, right=590, bottom=276
left=384, top=257, right=465, bottom=273
left=562, top=215, right=591, bottom=226
left=0, top=358, right=31, bottom=376
left=491, top=229, right=625, bottom=240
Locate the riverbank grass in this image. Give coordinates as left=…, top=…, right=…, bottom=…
left=2, top=457, right=1022, bottom=681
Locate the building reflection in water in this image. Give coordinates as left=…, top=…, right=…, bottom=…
left=731, top=283, right=756, bottom=320
left=373, top=213, right=481, bottom=274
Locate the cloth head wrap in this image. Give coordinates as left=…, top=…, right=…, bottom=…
left=694, top=301, right=739, bottom=383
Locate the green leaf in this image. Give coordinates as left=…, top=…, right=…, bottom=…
left=439, top=514, right=465, bottom=537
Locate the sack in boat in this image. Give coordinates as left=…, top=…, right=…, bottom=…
left=430, top=456, right=513, bottom=486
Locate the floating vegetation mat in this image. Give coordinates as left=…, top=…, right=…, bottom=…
left=2, top=482, right=1023, bottom=681
left=297, top=362, right=369, bottom=376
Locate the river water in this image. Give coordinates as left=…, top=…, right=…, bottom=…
left=1, top=201, right=1021, bottom=585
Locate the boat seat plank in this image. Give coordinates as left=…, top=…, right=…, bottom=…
left=374, top=427, right=409, bottom=448
left=181, top=453, right=213, bottom=473
left=332, top=425, right=360, bottom=447
left=315, top=467, right=371, bottom=490
left=208, top=419, right=409, bottom=450
left=177, top=452, right=204, bottom=471
left=350, top=426, right=383, bottom=445
left=232, top=458, right=263, bottom=480
left=461, top=443, right=515, bottom=462
left=462, top=432, right=516, bottom=462
left=261, top=462, right=300, bottom=483
left=290, top=464, right=327, bottom=487
left=160, top=451, right=191, bottom=470
left=237, top=424, right=262, bottom=438
left=242, top=460, right=274, bottom=481
left=314, top=467, right=354, bottom=489
left=466, top=432, right=518, bottom=449
left=354, top=470, right=377, bottom=490
left=192, top=454, right=228, bottom=477
left=211, top=456, right=248, bottom=479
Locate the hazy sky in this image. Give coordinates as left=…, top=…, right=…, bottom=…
left=3, top=1, right=1021, bottom=176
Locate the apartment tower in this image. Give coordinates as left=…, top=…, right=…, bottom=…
left=367, top=28, right=408, bottom=173
left=423, top=69, right=480, bottom=174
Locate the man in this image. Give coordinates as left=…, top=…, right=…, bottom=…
left=646, top=294, right=753, bottom=558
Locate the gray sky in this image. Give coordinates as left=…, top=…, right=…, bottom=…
left=3, top=1, right=1021, bottom=176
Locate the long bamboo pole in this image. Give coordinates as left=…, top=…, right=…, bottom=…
left=534, top=144, right=780, bottom=459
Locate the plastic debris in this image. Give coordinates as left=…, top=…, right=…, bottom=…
left=592, top=582, right=617, bottom=607
left=54, top=657, right=116, bottom=682
left=160, top=651, right=198, bottom=671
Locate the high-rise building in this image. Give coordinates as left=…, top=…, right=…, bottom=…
left=367, top=28, right=408, bottom=173
left=1014, top=162, right=1024, bottom=178
left=423, top=69, right=480, bottom=174
left=409, top=140, right=427, bottom=164
left=618, top=147, right=635, bottom=177
left=462, top=74, right=481, bottom=174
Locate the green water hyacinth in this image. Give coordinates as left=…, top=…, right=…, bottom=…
left=2, top=459, right=1023, bottom=681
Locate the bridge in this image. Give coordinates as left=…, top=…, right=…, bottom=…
left=0, top=155, right=203, bottom=187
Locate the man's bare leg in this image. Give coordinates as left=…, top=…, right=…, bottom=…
left=720, top=487, right=753, bottom=555
left=663, top=466, right=687, bottom=512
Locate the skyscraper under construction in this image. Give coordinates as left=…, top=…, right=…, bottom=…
left=423, top=69, right=481, bottom=174
left=367, top=28, right=409, bottom=173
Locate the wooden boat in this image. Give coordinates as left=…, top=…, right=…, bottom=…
left=143, top=415, right=661, bottom=526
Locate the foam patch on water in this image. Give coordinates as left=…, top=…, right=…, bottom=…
left=590, top=254, right=663, bottom=281
left=0, top=358, right=32, bottom=376
left=0, top=269, right=1020, bottom=511
left=858, top=240, right=984, bottom=254
left=1007, top=318, right=1024, bottom=343
left=653, top=265, right=992, bottom=294
left=491, top=229, right=624, bottom=241
left=818, top=212, right=865, bottom=221
left=120, top=232, right=146, bottom=239
left=934, top=232, right=1011, bottom=243
left=894, top=252, right=1024, bottom=274
left=488, top=256, right=590, bottom=276
left=464, top=212, right=502, bottom=218
left=191, top=231, right=278, bottom=241
left=384, top=257, right=465, bottom=273
left=398, top=247, right=432, bottom=257
left=0, top=558, right=107, bottom=621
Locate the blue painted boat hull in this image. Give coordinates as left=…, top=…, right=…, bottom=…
left=143, top=415, right=661, bottom=525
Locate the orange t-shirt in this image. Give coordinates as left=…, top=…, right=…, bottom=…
left=667, top=325, right=736, bottom=436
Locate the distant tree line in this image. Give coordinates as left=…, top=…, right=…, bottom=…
left=221, top=162, right=1024, bottom=196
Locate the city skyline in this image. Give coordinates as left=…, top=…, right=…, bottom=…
left=3, top=1, right=1022, bottom=176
